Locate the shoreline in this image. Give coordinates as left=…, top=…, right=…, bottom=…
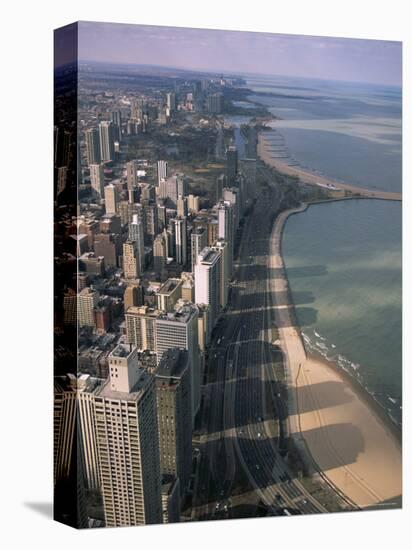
left=285, top=200, right=402, bottom=439
left=258, top=132, right=402, bottom=202
left=267, top=203, right=402, bottom=509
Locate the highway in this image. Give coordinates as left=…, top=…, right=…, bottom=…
left=192, top=178, right=327, bottom=520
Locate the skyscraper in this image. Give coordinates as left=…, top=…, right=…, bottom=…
left=104, top=184, right=118, bottom=215
left=89, top=163, right=105, bottom=198
left=206, top=92, right=223, bottom=114
left=155, top=349, right=192, bottom=499
left=217, top=200, right=234, bottom=270
left=142, top=201, right=159, bottom=245
left=123, top=239, right=142, bottom=280
left=155, top=303, right=200, bottom=419
left=85, top=128, right=101, bottom=165
left=156, top=278, right=183, bottom=312
left=166, top=92, right=177, bottom=111
left=124, top=281, right=144, bottom=311
left=78, top=287, right=99, bottom=328
left=125, top=305, right=160, bottom=351
left=172, top=216, right=187, bottom=265
left=99, top=121, right=115, bottom=162
left=214, top=239, right=230, bottom=309
left=157, top=160, right=168, bottom=185
left=164, top=174, right=188, bottom=208
left=226, top=144, right=238, bottom=185
left=94, top=344, right=162, bottom=526
left=128, top=214, right=145, bottom=274
left=126, top=160, right=138, bottom=192
left=153, top=232, right=168, bottom=278
left=191, top=228, right=208, bottom=272
left=177, top=195, right=187, bottom=218
left=194, top=247, right=222, bottom=327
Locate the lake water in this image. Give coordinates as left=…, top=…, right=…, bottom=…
left=243, top=75, right=402, bottom=425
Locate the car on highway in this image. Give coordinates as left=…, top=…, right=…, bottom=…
left=257, top=432, right=262, bottom=438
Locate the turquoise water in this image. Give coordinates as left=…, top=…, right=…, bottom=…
left=244, top=75, right=402, bottom=425
left=282, top=200, right=402, bottom=423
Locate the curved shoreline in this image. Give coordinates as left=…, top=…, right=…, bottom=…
left=268, top=203, right=402, bottom=509
left=284, top=200, right=402, bottom=438
left=258, top=133, right=402, bottom=202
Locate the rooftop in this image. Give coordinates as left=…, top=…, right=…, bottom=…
left=157, top=278, right=182, bottom=296
left=96, top=368, right=152, bottom=402
left=156, top=348, right=189, bottom=381
left=109, top=343, right=134, bottom=359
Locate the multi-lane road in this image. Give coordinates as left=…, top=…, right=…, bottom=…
left=192, top=178, right=328, bottom=520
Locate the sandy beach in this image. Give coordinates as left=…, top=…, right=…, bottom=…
left=258, top=133, right=402, bottom=202
left=268, top=206, right=402, bottom=509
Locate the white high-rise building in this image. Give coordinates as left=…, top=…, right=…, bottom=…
left=90, top=163, right=105, bottom=197
left=95, top=344, right=163, bottom=526
left=217, top=200, right=234, bottom=272
left=194, top=247, right=222, bottom=328
left=155, top=303, right=200, bottom=419
left=157, top=160, right=168, bottom=185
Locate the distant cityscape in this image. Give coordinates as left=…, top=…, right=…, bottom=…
left=54, top=23, right=402, bottom=529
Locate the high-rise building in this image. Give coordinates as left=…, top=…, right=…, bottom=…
left=176, top=195, right=187, bottom=218
left=99, top=121, right=115, bottom=162
left=163, top=174, right=188, bottom=208
left=180, top=272, right=195, bottom=302
left=187, top=194, right=200, bottom=214
left=155, top=349, right=192, bottom=498
left=194, top=247, right=222, bottom=327
left=226, top=144, right=238, bottom=185
left=215, top=174, right=225, bottom=202
left=125, top=305, right=160, bottom=351
left=54, top=374, right=102, bottom=493
left=153, top=233, right=168, bottom=278
left=124, top=281, right=144, bottom=311
left=223, top=187, right=240, bottom=230
left=206, top=92, right=223, bottom=114
left=214, top=239, right=230, bottom=309
left=110, top=110, right=122, bottom=142
left=172, top=216, right=187, bottom=265
left=156, top=278, right=183, bottom=312
left=126, top=160, right=138, bottom=192
left=95, top=344, right=162, bottom=526
left=166, top=92, right=177, bottom=112
left=191, top=228, right=208, bottom=272
left=85, top=128, right=101, bottom=165
left=217, top=200, right=234, bottom=269
left=123, top=239, right=142, bottom=280
left=118, top=200, right=142, bottom=226
left=93, top=232, right=121, bottom=268
left=78, top=287, right=99, bottom=328
left=104, top=184, right=119, bottom=215
left=155, top=303, right=200, bottom=418
left=143, top=201, right=159, bottom=245
left=90, top=163, right=105, bottom=197
left=157, top=161, right=168, bottom=185
left=128, top=214, right=145, bottom=273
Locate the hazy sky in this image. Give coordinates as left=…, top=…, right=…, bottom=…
left=78, top=21, right=402, bottom=86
